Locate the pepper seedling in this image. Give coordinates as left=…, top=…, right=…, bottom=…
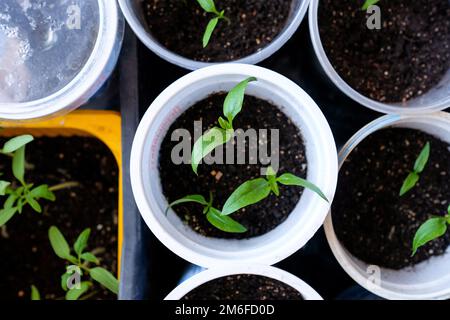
left=411, top=204, right=450, bottom=256
left=362, top=0, right=380, bottom=10
left=191, top=77, right=257, bottom=174
left=196, top=0, right=228, bottom=47
left=0, top=135, right=79, bottom=227
left=167, top=192, right=247, bottom=233
left=399, top=142, right=430, bottom=196
left=45, top=226, right=119, bottom=300
left=221, top=167, right=328, bottom=216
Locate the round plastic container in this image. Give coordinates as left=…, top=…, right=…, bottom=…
left=119, top=0, right=310, bottom=70
left=325, top=112, right=450, bottom=300
left=165, top=265, right=323, bottom=300
left=0, top=0, right=124, bottom=121
left=308, top=0, right=450, bottom=114
left=130, top=64, right=338, bottom=268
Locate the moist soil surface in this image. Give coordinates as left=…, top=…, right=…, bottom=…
left=0, top=137, right=118, bottom=300
left=159, top=93, right=307, bottom=239
left=142, top=0, right=292, bottom=62
left=182, top=274, right=304, bottom=300
left=318, top=0, right=450, bottom=103
left=332, top=128, right=450, bottom=269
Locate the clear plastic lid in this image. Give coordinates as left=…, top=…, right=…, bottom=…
left=0, top=0, right=100, bottom=103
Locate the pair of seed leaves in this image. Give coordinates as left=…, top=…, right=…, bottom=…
left=401, top=142, right=450, bottom=256
left=0, top=135, right=55, bottom=227
left=168, top=167, right=328, bottom=233
left=196, top=0, right=227, bottom=47
left=47, top=226, right=119, bottom=300
left=362, top=0, right=380, bottom=10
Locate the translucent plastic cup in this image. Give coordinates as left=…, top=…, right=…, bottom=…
left=308, top=0, right=450, bottom=114
left=119, top=0, right=310, bottom=70
left=325, top=112, right=450, bottom=300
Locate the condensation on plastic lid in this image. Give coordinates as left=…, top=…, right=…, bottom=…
left=0, top=0, right=100, bottom=103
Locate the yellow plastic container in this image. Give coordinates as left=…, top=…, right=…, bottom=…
left=0, top=110, right=123, bottom=275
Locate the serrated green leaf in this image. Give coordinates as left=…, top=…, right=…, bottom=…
left=89, top=267, right=119, bottom=294
left=2, top=135, right=33, bottom=154
left=222, top=178, right=271, bottom=216
left=48, top=226, right=72, bottom=261
left=277, top=173, right=329, bottom=202
left=223, top=77, right=257, bottom=124
left=31, top=285, right=40, bottom=300
left=30, top=185, right=56, bottom=201
left=65, top=281, right=91, bottom=301
left=412, top=217, right=447, bottom=256
left=413, top=142, right=430, bottom=173
left=196, top=0, right=217, bottom=13
left=0, top=180, right=10, bottom=196
left=12, top=146, right=26, bottom=184
left=80, top=252, right=99, bottom=265
left=206, top=207, right=247, bottom=233
left=74, top=228, right=91, bottom=257
left=166, top=195, right=208, bottom=215
left=399, top=172, right=419, bottom=196
left=362, top=0, right=380, bottom=10
left=203, top=17, right=219, bottom=48
left=191, top=127, right=232, bottom=174
left=0, top=207, right=17, bottom=227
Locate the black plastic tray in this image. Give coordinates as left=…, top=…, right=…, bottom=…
left=118, top=18, right=390, bottom=300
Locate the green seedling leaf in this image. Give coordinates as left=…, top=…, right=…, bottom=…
left=12, top=146, right=26, bottom=184
left=218, top=117, right=231, bottom=130
left=65, top=281, right=91, bottom=301
left=412, top=217, right=447, bottom=256
left=61, top=272, right=70, bottom=291
left=222, top=178, right=271, bottom=216
left=0, top=207, right=18, bottom=227
left=74, top=228, right=91, bottom=257
left=81, top=252, right=100, bottom=265
left=414, top=142, right=430, bottom=173
left=223, top=77, right=257, bottom=124
left=5, top=193, right=17, bottom=209
left=90, top=267, right=119, bottom=294
left=196, top=0, right=217, bottom=13
left=2, top=135, right=33, bottom=154
left=399, top=172, right=419, bottom=196
left=277, top=173, right=329, bottom=202
left=30, top=185, right=56, bottom=201
left=0, top=180, right=10, bottom=196
left=362, top=0, right=380, bottom=10
left=26, top=194, right=42, bottom=213
left=48, top=226, right=73, bottom=261
left=31, top=285, right=40, bottom=300
left=191, top=127, right=232, bottom=174
left=206, top=207, right=247, bottom=233
left=166, top=195, right=209, bottom=214
left=203, top=17, right=219, bottom=48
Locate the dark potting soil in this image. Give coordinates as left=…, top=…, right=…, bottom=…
left=142, top=0, right=292, bottom=62
left=318, top=0, right=450, bottom=103
left=332, top=128, right=450, bottom=270
left=159, top=93, right=307, bottom=239
left=0, top=137, right=118, bottom=300
left=182, top=274, right=303, bottom=300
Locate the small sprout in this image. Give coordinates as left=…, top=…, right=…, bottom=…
left=196, top=0, right=228, bottom=47
left=411, top=204, right=450, bottom=256
left=31, top=285, right=40, bottom=300
left=167, top=192, right=247, bottom=233
left=221, top=167, right=328, bottom=216
left=48, top=226, right=119, bottom=300
left=399, top=142, right=430, bottom=196
left=191, top=77, right=257, bottom=174
left=362, top=0, right=380, bottom=10
left=0, top=135, right=79, bottom=227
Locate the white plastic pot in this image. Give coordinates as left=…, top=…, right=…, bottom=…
left=130, top=63, right=338, bottom=268
left=165, top=265, right=323, bottom=300
left=308, top=0, right=450, bottom=114
left=119, top=0, right=310, bottom=70
left=0, top=0, right=124, bottom=121
left=325, top=112, right=450, bottom=300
